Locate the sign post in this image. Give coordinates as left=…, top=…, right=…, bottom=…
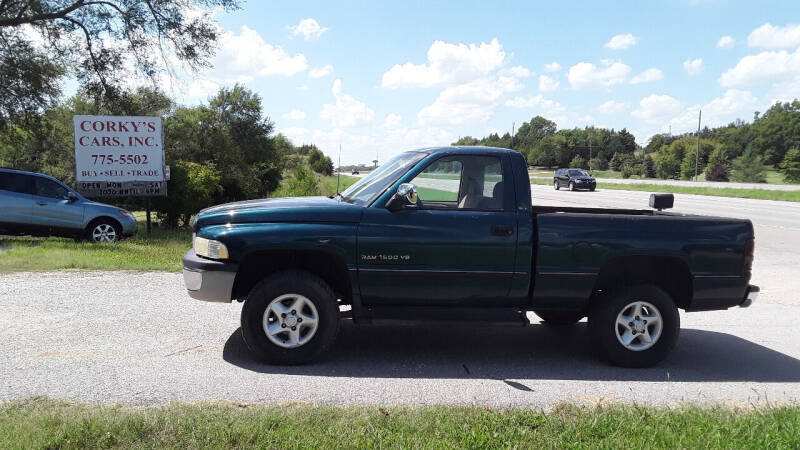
left=73, top=115, right=167, bottom=237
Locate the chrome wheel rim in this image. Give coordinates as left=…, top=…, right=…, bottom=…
left=614, top=301, right=663, bottom=351
left=554, top=181, right=558, bottom=189
left=92, top=224, right=117, bottom=242
left=262, top=294, right=319, bottom=348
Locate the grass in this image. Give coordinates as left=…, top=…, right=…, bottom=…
left=1, top=398, right=798, bottom=448
left=0, top=212, right=190, bottom=274
left=531, top=177, right=800, bottom=202
left=532, top=167, right=796, bottom=184
left=320, top=174, right=359, bottom=195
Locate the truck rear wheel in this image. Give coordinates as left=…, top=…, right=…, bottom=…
left=241, top=270, right=339, bottom=365
left=534, top=310, right=584, bottom=326
left=588, top=284, right=679, bottom=367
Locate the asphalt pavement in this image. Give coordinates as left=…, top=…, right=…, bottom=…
left=0, top=187, right=798, bottom=408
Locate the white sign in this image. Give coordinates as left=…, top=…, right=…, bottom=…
left=73, top=115, right=165, bottom=183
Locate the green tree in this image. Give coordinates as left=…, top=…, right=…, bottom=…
left=589, top=157, right=606, bottom=171
left=0, top=0, right=239, bottom=123
left=609, top=152, right=622, bottom=171
left=165, top=85, right=283, bottom=203
left=680, top=151, right=699, bottom=180
left=779, top=148, right=800, bottom=183
left=730, top=147, right=766, bottom=183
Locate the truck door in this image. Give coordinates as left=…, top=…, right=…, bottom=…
left=357, top=153, right=519, bottom=306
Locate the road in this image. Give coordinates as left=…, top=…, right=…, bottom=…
left=1, top=187, right=798, bottom=408
left=530, top=176, right=800, bottom=191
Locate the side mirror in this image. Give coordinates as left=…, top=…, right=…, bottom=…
left=649, top=193, right=674, bottom=211
left=386, top=183, right=418, bottom=212
left=66, top=192, right=78, bottom=203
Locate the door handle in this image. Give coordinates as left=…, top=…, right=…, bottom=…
left=36, top=201, right=47, bottom=206
left=491, top=225, right=514, bottom=237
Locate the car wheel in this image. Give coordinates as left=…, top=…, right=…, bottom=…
left=554, top=180, right=560, bottom=190
left=569, top=181, right=575, bottom=191
left=535, top=310, right=584, bottom=326
left=87, top=219, right=121, bottom=243
left=241, top=270, right=339, bottom=365
left=589, top=284, right=680, bottom=367
left=590, top=187, right=596, bottom=192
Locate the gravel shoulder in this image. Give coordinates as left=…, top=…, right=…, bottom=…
left=0, top=267, right=797, bottom=408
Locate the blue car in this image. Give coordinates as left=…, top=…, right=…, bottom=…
left=0, top=168, right=137, bottom=242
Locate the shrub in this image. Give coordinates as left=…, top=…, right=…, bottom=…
left=704, top=146, right=731, bottom=182
left=731, top=147, right=766, bottom=183
left=780, top=148, right=800, bottom=183
left=621, top=167, right=634, bottom=179
left=589, top=157, right=607, bottom=171
left=609, top=153, right=622, bottom=171
left=271, top=166, right=320, bottom=197
left=154, top=160, right=222, bottom=228
left=655, top=153, right=680, bottom=179
left=569, top=156, right=587, bottom=169
left=643, top=155, right=656, bottom=178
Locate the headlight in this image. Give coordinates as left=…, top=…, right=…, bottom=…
left=194, top=236, right=229, bottom=260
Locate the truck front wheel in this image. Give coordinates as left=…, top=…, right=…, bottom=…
left=588, top=284, right=679, bottom=367
left=240, top=270, right=339, bottom=365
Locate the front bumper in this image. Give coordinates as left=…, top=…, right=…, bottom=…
left=182, top=249, right=239, bottom=302
left=740, top=285, right=759, bottom=308
left=120, top=215, right=138, bottom=236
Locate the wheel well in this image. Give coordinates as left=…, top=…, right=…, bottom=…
left=86, top=216, right=122, bottom=233
left=232, top=249, right=351, bottom=303
left=592, top=256, right=693, bottom=309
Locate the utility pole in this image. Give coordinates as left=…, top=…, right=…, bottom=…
left=695, top=110, right=702, bottom=181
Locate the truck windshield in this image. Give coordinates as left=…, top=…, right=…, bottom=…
left=340, top=151, right=428, bottom=206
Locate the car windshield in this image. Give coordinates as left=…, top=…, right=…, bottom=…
left=568, top=169, right=590, bottom=177
left=340, top=151, right=428, bottom=206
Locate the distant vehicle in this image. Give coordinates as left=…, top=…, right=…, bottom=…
left=0, top=168, right=137, bottom=242
left=351, top=169, right=360, bottom=175
left=183, top=146, right=757, bottom=368
left=554, top=168, right=596, bottom=191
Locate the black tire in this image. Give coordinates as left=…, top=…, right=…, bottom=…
left=554, top=180, right=560, bottom=190
left=534, top=310, right=584, bottom=326
left=241, top=270, right=339, bottom=365
left=86, top=218, right=121, bottom=243
left=589, top=187, right=596, bottom=192
left=589, top=284, right=680, bottom=368
left=569, top=182, right=575, bottom=191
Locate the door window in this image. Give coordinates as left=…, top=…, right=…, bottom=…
left=34, top=177, right=69, bottom=199
left=0, top=173, right=34, bottom=194
left=410, top=155, right=505, bottom=210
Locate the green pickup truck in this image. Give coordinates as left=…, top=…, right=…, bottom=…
left=182, top=146, right=758, bottom=367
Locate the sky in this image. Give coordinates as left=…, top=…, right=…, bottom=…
left=162, top=0, right=800, bottom=165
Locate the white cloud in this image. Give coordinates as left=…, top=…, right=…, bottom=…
left=383, top=113, right=404, bottom=129
left=719, top=47, right=800, bottom=87
left=683, top=58, right=704, bottom=76
left=538, top=74, right=560, bottom=92
left=632, top=94, right=682, bottom=121
left=504, top=94, right=565, bottom=116
left=567, top=61, right=631, bottom=89
left=597, top=100, right=627, bottom=114
left=502, top=65, right=533, bottom=78
left=320, top=79, right=375, bottom=128
left=187, top=79, right=219, bottom=98
left=381, top=38, right=507, bottom=89
left=544, top=61, right=562, bottom=72
left=309, top=64, right=334, bottom=78
left=630, top=68, right=664, bottom=84
left=666, top=89, right=759, bottom=133
left=604, top=33, right=639, bottom=50
left=717, top=35, right=736, bottom=48
left=418, top=75, right=522, bottom=126
left=282, top=109, right=307, bottom=120
left=747, top=23, right=800, bottom=48
left=289, top=18, right=328, bottom=40
left=297, top=84, right=309, bottom=91
left=205, top=25, right=307, bottom=82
